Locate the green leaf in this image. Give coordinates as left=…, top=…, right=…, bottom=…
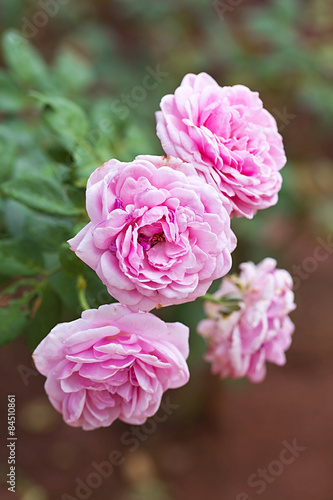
left=25, top=212, right=73, bottom=251
left=0, top=120, right=41, bottom=152
left=2, top=30, right=51, bottom=89
left=84, top=266, right=114, bottom=308
left=118, top=121, right=161, bottom=161
left=0, top=70, right=25, bottom=112
left=53, top=48, right=94, bottom=92
left=49, top=269, right=80, bottom=313
left=31, top=92, right=90, bottom=151
left=73, top=143, right=99, bottom=185
left=0, top=299, right=28, bottom=346
left=273, top=0, right=300, bottom=22
left=0, top=0, right=27, bottom=26
left=58, top=242, right=85, bottom=276
left=0, top=176, right=82, bottom=217
left=0, top=239, right=43, bottom=277
left=0, top=132, right=16, bottom=181
left=2, top=200, right=30, bottom=239
left=66, top=185, right=86, bottom=209
left=25, top=285, right=61, bottom=351
left=0, top=278, right=37, bottom=298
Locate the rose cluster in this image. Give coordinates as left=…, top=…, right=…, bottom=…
left=33, top=73, right=295, bottom=430
left=197, top=259, right=296, bottom=382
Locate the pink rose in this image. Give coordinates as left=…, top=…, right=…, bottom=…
left=68, top=155, right=236, bottom=312
left=33, top=304, right=189, bottom=430
left=197, top=258, right=296, bottom=382
left=156, top=73, right=286, bottom=218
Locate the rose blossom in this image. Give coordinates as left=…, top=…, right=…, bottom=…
left=33, top=304, right=189, bottom=430
left=197, top=258, right=296, bottom=382
left=68, top=155, right=236, bottom=312
left=156, top=72, right=286, bottom=218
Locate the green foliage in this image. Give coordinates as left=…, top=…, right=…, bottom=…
left=32, top=92, right=90, bottom=150
left=0, top=69, right=25, bottom=112
left=0, top=31, right=98, bottom=349
left=25, top=212, right=73, bottom=251
left=25, top=285, right=61, bottom=351
left=49, top=270, right=80, bottom=313
left=58, top=242, right=84, bottom=276
left=0, top=298, right=28, bottom=346
left=0, top=132, right=16, bottom=181
left=0, top=239, right=43, bottom=277
left=2, top=30, right=51, bottom=90
left=0, top=177, right=82, bottom=216
left=52, top=48, right=94, bottom=93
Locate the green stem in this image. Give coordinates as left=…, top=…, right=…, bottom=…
left=202, top=293, right=241, bottom=305
left=44, top=266, right=61, bottom=278
left=78, top=288, right=90, bottom=311
left=202, top=293, right=225, bottom=305
left=77, top=275, right=90, bottom=311
left=201, top=293, right=242, bottom=313
left=0, top=279, right=37, bottom=300
left=0, top=272, right=55, bottom=303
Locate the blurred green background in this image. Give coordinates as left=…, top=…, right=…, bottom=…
left=0, top=1, right=333, bottom=499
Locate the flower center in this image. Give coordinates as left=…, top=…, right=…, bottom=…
left=138, top=231, right=165, bottom=251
